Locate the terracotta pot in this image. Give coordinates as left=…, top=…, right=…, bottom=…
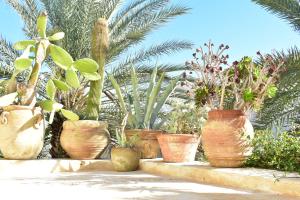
left=111, top=147, right=140, bottom=172
left=0, top=105, right=44, bottom=159
left=202, top=110, right=254, bottom=167
left=60, top=120, right=110, bottom=159
left=157, top=134, right=200, bottom=163
left=125, top=129, right=161, bottom=159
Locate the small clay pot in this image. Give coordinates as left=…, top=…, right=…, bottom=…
left=60, top=120, right=110, bottom=159
left=0, top=105, right=44, bottom=159
left=202, top=110, right=254, bottom=167
left=111, top=147, right=140, bottom=172
left=125, top=129, right=162, bottom=159
left=157, top=134, right=200, bottom=163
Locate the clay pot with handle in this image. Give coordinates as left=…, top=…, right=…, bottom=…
left=60, top=120, right=110, bottom=159
left=0, top=105, right=44, bottom=159
left=202, top=110, right=254, bottom=167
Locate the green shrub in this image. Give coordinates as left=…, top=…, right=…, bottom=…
left=246, top=130, right=300, bottom=173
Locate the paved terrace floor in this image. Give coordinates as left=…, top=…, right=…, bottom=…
left=0, top=171, right=298, bottom=200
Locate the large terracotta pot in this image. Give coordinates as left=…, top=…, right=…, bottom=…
left=125, top=129, right=162, bottom=159
left=111, top=147, right=140, bottom=172
left=0, top=105, right=44, bottom=159
left=202, top=110, right=254, bottom=167
left=157, top=134, right=200, bottom=163
left=60, top=120, right=110, bottom=159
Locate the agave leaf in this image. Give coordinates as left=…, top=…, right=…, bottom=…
left=109, top=74, right=135, bottom=127
left=144, top=67, right=157, bottom=117
left=150, top=77, right=179, bottom=128
left=130, top=66, right=142, bottom=126
left=108, top=74, right=127, bottom=114
left=48, top=32, right=65, bottom=41
left=0, top=92, right=18, bottom=107
left=144, top=72, right=165, bottom=128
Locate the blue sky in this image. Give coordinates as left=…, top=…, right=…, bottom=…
left=0, top=0, right=299, bottom=64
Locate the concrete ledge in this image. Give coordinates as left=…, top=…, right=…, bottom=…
left=0, top=159, right=299, bottom=198
left=140, top=159, right=300, bottom=197
left=0, top=159, right=113, bottom=175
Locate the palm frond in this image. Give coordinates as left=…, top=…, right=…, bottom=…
left=256, top=46, right=300, bottom=128
left=252, top=0, right=300, bottom=32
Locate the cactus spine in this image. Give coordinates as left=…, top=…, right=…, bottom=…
left=86, top=18, right=109, bottom=120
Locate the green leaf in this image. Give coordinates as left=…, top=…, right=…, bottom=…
left=61, top=109, right=79, bottom=121
left=13, top=40, right=36, bottom=50
left=108, top=74, right=127, bottom=114
left=49, top=44, right=73, bottom=70
left=52, top=79, right=70, bottom=91
left=39, top=100, right=63, bottom=112
left=46, top=79, right=56, bottom=100
left=14, top=58, right=32, bottom=71
left=82, top=72, right=101, bottom=80
left=144, top=67, right=157, bottom=117
left=48, top=32, right=65, bottom=41
left=37, top=12, right=47, bottom=38
left=243, top=88, right=254, bottom=102
left=39, top=100, right=54, bottom=111
left=0, top=92, right=18, bottom=107
left=66, top=69, right=80, bottom=88
left=144, top=71, right=164, bottom=128
left=150, top=77, right=179, bottom=127
left=130, top=66, right=141, bottom=127
left=73, top=58, right=99, bottom=73
left=267, top=85, right=278, bottom=98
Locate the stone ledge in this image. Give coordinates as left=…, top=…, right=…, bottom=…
left=0, top=159, right=299, bottom=198
left=139, top=159, right=300, bottom=198
left=0, top=159, right=113, bottom=175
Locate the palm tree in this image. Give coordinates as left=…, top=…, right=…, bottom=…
left=252, top=0, right=300, bottom=129
left=0, top=0, right=192, bottom=157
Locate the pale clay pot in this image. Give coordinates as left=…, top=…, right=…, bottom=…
left=0, top=106, right=44, bottom=159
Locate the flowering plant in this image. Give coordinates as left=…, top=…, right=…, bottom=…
left=185, top=41, right=284, bottom=112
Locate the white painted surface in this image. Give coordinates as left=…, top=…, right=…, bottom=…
left=0, top=171, right=298, bottom=200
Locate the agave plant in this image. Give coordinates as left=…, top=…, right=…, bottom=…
left=109, top=66, right=179, bottom=129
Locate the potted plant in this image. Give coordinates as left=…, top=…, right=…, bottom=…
left=185, top=41, right=284, bottom=167
left=0, top=13, right=89, bottom=159
left=158, top=102, right=208, bottom=162
left=111, top=113, right=140, bottom=172
left=59, top=18, right=111, bottom=159
left=109, top=66, right=179, bottom=158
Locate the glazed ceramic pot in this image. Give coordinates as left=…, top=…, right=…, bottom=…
left=0, top=105, right=44, bottom=159
left=157, top=134, right=200, bottom=163
left=111, top=147, right=140, bottom=172
left=60, top=120, right=110, bottom=159
left=202, top=110, right=254, bottom=167
left=125, top=129, right=162, bottom=159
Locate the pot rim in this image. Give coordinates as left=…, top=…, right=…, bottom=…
left=157, top=133, right=200, bottom=138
